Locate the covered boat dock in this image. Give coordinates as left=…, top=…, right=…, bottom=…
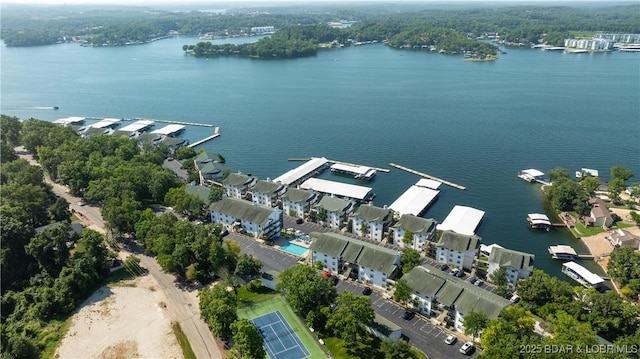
left=437, top=205, right=485, bottom=235
left=300, top=177, right=374, bottom=203
left=561, top=261, right=604, bottom=288
left=330, top=163, right=377, bottom=180
left=389, top=183, right=440, bottom=216
left=274, top=157, right=330, bottom=186
left=150, top=124, right=186, bottom=137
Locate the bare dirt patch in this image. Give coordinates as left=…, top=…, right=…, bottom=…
left=55, top=275, right=183, bottom=359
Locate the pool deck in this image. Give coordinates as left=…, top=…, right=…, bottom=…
left=275, top=237, right=311, bottom=259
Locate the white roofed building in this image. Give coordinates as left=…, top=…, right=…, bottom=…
left=300, top=178, right=374, bottom=203
left=89, top=118, right=121, bottom=129
left=117, top=119, right=154, bottom=133
left=330, top=163, right=377, bottom=180
left=437, top=205, right=485, bottom=235
left=562, top=261, right=604, bottom=289
left=389, top=184, right=439, bottom=216
left=150, top=124, right=185, bottom=137
left=53, top=116, right=86, bottom=125
left=273, top=157, right=329, bottom=186
left=415, top=178, right=442, bottom=190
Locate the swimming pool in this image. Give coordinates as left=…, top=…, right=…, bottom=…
left=280, top=241, right=309, bottom=257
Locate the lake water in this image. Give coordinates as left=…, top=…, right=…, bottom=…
left=2, top=36, right=639, bottom=280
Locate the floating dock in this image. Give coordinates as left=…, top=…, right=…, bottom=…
left=118, top=119, right=155, bottom=133
left=54, top=116, right=86, bottom=125
left=389, top=163, right=466, bottom=190
left=275, top=157, right=330, bottom=186
left=437, top=205, right=485, bottom=235
left=299, top=177, right=374, bottom=203
left=289, top=158, right=390, bottom=173
left=188, top=127, right=220, bottom=148
left=150, top=124, right=186, bottom=137
left=330, top=163, right=377, bottom=180
left=389, top=181, right=440, bottom=216
left=561, top=261, right=604, bottom=288
left=518, top=169, right=550, bottom=185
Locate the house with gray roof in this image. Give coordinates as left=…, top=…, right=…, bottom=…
left=314, top=196, right=354, bottom=230
left=391, top=214, right=438, bottom=251
left=209, top=197, right=282, bottom=240
left=193, top=150, right=228, bottom=184
left=588, top=198, right=613, bottom=228
left=403, top=266, right=511, bottom=334
left=352, top=204, right=391, bottom=242
left=223, top=172, right=257, bottom=199
left=250, top=180, right=285, bottom=207
left=281, top=188, right=317, bottom=219
left=309, top=232, right=401, bottom=289
left=436, top=230, right=481, bottom=271
left=488, top=247, right=535, bottom=287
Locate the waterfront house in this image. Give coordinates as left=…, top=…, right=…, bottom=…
left=281, top=188, right=317, bottom=219
left=250, top=179, right=285, bottom=207
left=391, top=214, right=438, bottom=251
left=587, top=198, right=613, bottom=228
left=309, top=232, right=401, bottom=289
left=487, top=247, right=535, bottom=288
left=403, top=266, right=511, bottom=334
left=436, top=230, right=481, bottom=271
left=209, top=197, right=282, bottom=240
left=223, top=172, right=257, bottom=199
left=607, top=229, right=640, bottom=250
left=352, top=204, right=391, bottom=242
left=314, top=196, right=354, bottom=230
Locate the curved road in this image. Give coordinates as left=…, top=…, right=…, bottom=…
left=17, top=147, right=223, bottom=359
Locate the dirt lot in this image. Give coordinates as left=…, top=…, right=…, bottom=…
left=55, top=275, right=183, bottom=359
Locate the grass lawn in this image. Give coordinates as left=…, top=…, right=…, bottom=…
left=323, top=338, right=358, bottom=359
left=172, top=322, right=196, bottom=359
left=237, top=292, right=330, bottom=359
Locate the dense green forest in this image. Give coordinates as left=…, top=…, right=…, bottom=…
left=2, top=4, right=639, bottom=48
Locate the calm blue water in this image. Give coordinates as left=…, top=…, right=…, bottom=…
left=280, top=241, right=310, bottom=257
left=2, top=36, right=639, bottom=279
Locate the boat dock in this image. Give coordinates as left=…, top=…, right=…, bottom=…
left=287, top=158, right=390, bottom=173
left=188, top=127, right=220, bottom=148
left=389, top=163, right=466, bottom=190
left=136, top=118, right=215, bottom=127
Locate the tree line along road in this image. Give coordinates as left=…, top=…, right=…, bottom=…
left=16, top=146, right=223, bottom=359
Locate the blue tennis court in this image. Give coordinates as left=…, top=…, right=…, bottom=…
left=250, top=310, right=310, bottom=359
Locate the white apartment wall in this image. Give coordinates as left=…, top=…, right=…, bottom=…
left=358, top=265, right=388, bottom=289
left=252, top=192, right=275, bottom=207
left=353, top=217, right=385, bottom=241
left=410, top=292, right=433, bottom=316
left=436, top=248, right=475, bottom=271
left=392, top=228, right=431, bottom=251
left=312, top=252, right=340, bottom=273
left=283, top=200, right=308, bottom=218
left=327, top=211, right=343, bottom=230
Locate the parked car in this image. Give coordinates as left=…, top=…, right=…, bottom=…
left=362, top=286, right=372, bottom=295
left=401, top=310, right=415, bottom=320
left=474, top=279, right=484, bottom=286
left=449, top=268, right=459, bottom=276
left=296, top=218, right=304, bottom=224
left=455, top=269, right=465, bottom=278
left=445, top=334, right=457, bottom=345
left=510, top=294, right=521, bottom=303
left=439, top=264, right=449, bottom=271
left=467, top=276, right=477, bottom=284
left=460, top=341, right=475, bottom=355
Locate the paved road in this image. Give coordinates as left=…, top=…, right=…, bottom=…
left=17, top=147, right=223, bottom=359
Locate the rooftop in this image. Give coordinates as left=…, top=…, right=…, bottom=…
left=562, top=261, right=604, bottom=285
left=89, top=118, right=121, bottom=129
left=252, top=180, right=284, bottom=195
left=393, top=214, right=437, bottom=235
left=209, top=197, right=278, bottom=225
left=309, top=232, right=349, bottom=258
left=281, top=188, right=316, bottom=203
left=353, top=204, right=390, bottom=222
left=437, top=230, right=481, bottom=252
left=415, top=178, right=442, bottom=190
left=437, top=205, right=485, bottom=235
left=300, top=178, right=373, bottom=201
left=184, top=185, right=211, bottom=204
left=331, top=163, right=374, bottom=176
left=150, top=124, right=185, bottom=136
left=389, top=185, right=439, bottom=216
left=224, top=173, right=254, bottom=187
left=118, top=120, right=154, bottom=132
left=489, top=247, right=535, bottom=272
left=315, top=196, right=352, bottom=213
left=273, top=157, right=329, bottom=185
left=520, top=169, right=545, bottom=177
left=548, top=245, right=577, bottom=256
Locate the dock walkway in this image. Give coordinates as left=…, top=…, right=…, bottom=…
left=188, top=127, right=220, bottom=148
left=389, top=163, right=466, bottom=190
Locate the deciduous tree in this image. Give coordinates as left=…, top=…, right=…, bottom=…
left=393, top=278, right=412, bottom=306
left=326, top=291, right=374, bottom=346
left=277, top=265, right=336, bottom=315
left=463, top=310, right=488, bottom=338
left=400, top=248, right=421, bottom=274
left=228, top=319, right=266, bottom=359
